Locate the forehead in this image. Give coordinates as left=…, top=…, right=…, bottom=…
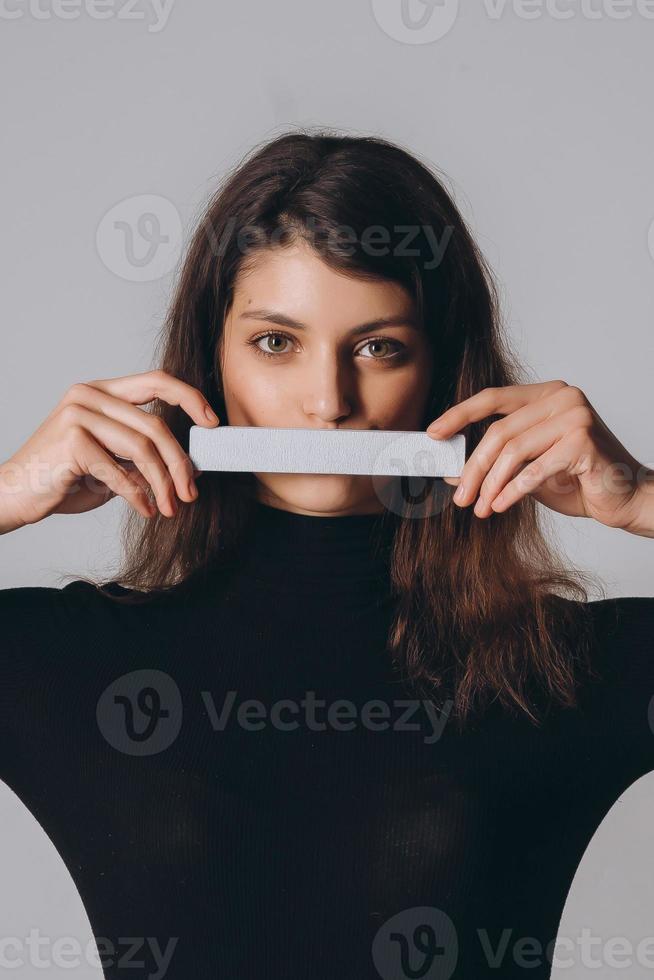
left=231, top=243, right=415, bottom=323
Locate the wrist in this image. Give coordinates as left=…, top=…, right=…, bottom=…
left=0, top=502, right=26, bottom=535
left=620, top=474, right=654, bottom=538
left=0, top=512, right=25, bottom=535
left=0, top=464, right=27, bottom=535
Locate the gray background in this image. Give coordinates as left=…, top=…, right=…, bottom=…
left=1, top=0, right=653, bottom=975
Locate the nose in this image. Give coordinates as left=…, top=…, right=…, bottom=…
left=302, top=351, right=352, bottom=425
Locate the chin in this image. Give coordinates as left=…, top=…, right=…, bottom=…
left=254, top=473, right=384, bottom=516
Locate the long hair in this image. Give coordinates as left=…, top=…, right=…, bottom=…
left=73, top=128, right=606, bottom=731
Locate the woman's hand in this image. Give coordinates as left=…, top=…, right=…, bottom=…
left=0, top=370, right=220, bottom=534
left=426, top=380, right=654, bottom=537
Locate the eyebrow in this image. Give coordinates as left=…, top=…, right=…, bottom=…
left=238, top=308, right=422, bottom=337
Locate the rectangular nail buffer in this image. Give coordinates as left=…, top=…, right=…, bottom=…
left=189, top=425, right=465, bottom=477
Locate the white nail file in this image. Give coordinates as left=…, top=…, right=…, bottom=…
left=189, top=426, right=465, bottom=477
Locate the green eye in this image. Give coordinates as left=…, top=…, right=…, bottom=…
left=250, top=332, right=294, bottom=358
left=247, top=332, right=406, bottom=361
left=358, top=338, right=404, bottom=360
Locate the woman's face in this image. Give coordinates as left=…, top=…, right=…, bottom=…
left=219, top=241, right=435, bottom=516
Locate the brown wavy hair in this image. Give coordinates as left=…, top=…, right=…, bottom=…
left=75, top=127, right=606, bottom=732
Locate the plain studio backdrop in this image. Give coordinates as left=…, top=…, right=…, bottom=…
left=1, top=1, right=654, bottom=976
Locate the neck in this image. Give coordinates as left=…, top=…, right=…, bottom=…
left=232, top=498, right=399, bottom=599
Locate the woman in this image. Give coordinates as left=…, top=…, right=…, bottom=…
left=1, top=129, right=653, bottom=980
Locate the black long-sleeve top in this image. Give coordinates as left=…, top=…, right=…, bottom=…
left=1, top=499, right=654, bottom=979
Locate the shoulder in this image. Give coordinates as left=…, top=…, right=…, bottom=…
left=0, top=579, right=145, bottom=649
left=573, top=595, right=654, bottom=720
left=0, top=573, right=206, bottom=649
left=583, top=595, right=654, bottom=653
left=0, top=578, right=134, bottom=611
left=543, top=593, right=654, bottom=664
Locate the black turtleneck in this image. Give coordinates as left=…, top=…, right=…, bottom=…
left=236, top=499, right=399, bottom=589
left=1, top=500, right=654, bottom=979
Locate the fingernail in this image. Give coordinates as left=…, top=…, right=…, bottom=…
left=205, top=406, right=219, bottom=423
left=188, top=481, right=198, bottom=500
left=428, top=421, right=443, bottom=433
left=454, top=483, right=466, bottom=502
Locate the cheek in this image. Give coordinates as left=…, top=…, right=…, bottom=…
left=364, top=365, right=431, bottom=422
left=222, top=362, right=292, bottom=421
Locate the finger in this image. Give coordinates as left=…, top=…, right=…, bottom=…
left=488, top=440, right=578, bottom=513
left=450, top=393, right=569, bottom=508
left=61, top=403, right=181, bottom=518
left=111, top=460, right=153, bottom=498
left=79, top=369, right=220, bottom=427
left=82, top=441, right=157, bottom=519
left=60, top=382, right=198, bottom=502
left=426, top=380, right=567, bottom=436
left=474, top=409, right=589, bottom=516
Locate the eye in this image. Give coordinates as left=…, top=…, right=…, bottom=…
left=246, top=331, right=406, bottom=361
left=356, top=337, right=405, bottom=360
left=248, top=332, right=295, bottom=358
